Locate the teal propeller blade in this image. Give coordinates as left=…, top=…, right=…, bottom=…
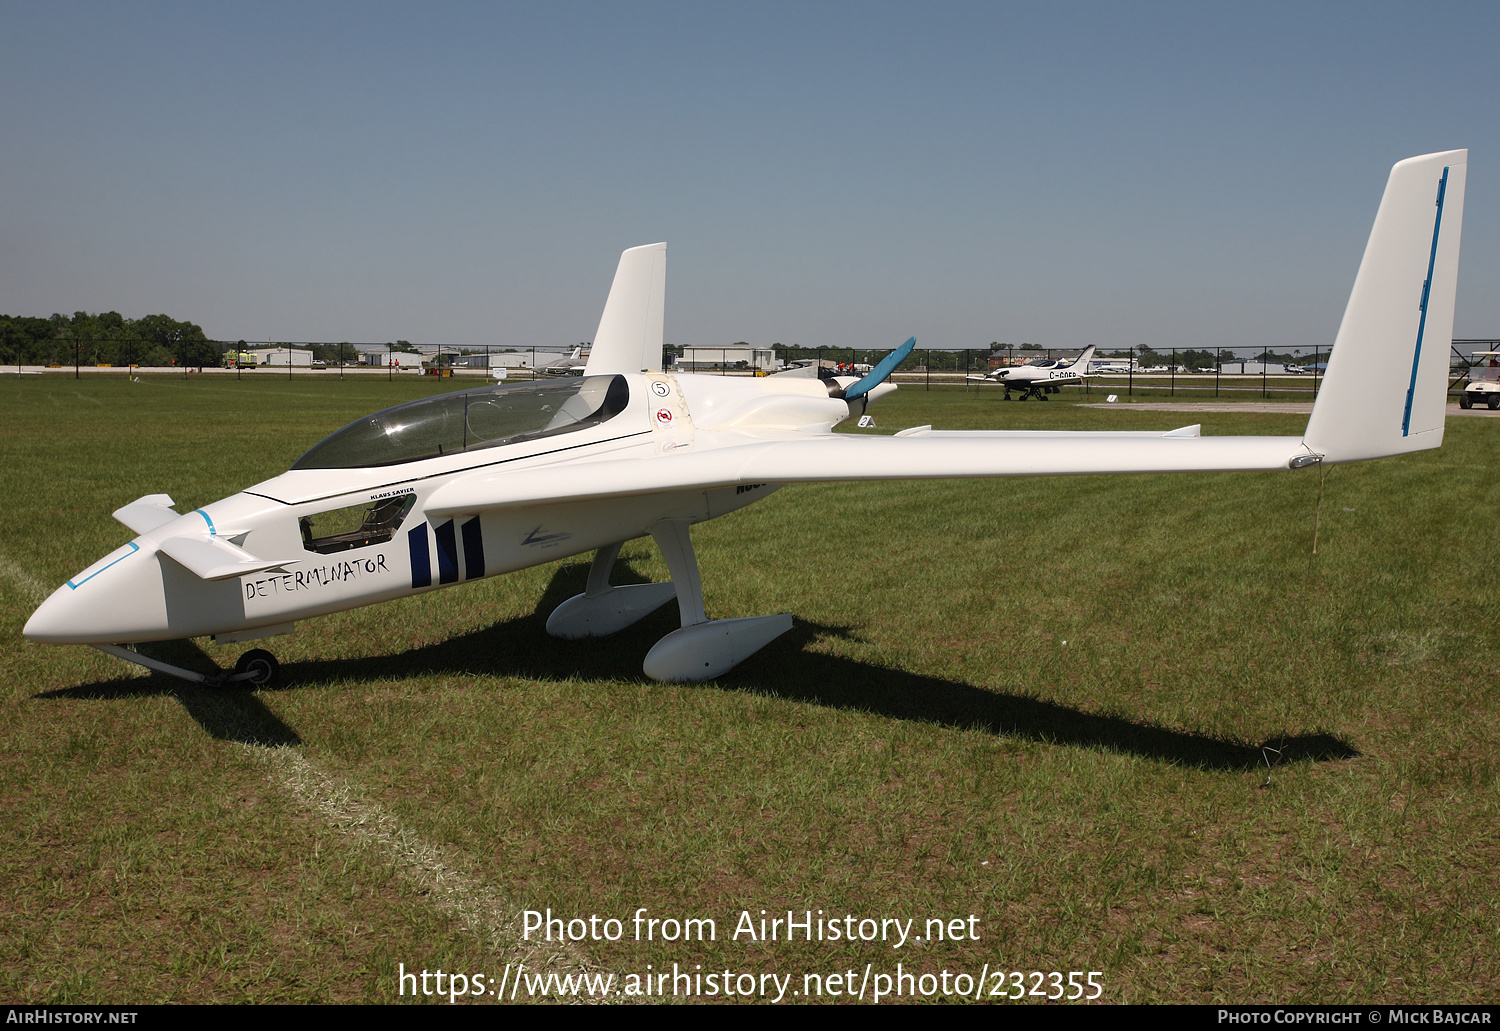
left=843, top=337, right=916, bottom=401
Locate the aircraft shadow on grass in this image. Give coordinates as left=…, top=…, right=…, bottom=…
left=37, top=559, right=1358, bottom=772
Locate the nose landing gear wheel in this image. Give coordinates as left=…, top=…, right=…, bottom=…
left=233, top=649, right=280, bottom=688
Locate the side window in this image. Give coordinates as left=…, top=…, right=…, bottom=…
left=299, top=495, right=416, bottom=555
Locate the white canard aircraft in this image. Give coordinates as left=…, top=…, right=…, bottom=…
left=968, top=345, right=1098, bottom=399
left=23, top=151, right=1466, bottom=686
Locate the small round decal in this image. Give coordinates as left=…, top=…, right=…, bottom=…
left=650, top=380, right=671, bottom=397
left=654, top=408, right=674, bottom=425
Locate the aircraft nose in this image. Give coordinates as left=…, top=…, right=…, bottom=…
left=22, top=587, right=75, bottom=644
left=21, top=542, right=171, bottom=645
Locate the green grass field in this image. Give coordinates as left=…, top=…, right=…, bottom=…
left=2, top=374, right=1497, bottom=1004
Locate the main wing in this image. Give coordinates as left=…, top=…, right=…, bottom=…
left=426, top=425, right=1306, bottom=516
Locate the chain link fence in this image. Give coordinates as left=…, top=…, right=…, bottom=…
left=7, top=338, right=1495, bottom=404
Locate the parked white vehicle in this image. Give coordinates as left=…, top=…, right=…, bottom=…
left=1460, top=352, right=1500, bottom=409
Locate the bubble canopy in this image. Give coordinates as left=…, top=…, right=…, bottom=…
left=292, top=375, right=631, bottom=470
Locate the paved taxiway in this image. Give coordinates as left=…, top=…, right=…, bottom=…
left=1077, top=401, right=1500, bottom=419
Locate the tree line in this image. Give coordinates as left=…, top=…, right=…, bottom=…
left=0, top=312, right=218, bottom=368
left=0, top=313, right=442, bottom=369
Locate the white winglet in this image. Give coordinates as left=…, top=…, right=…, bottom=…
left=1304, top=150, right=1466, bottom=462
left=584, top=242, right=666, bottom=375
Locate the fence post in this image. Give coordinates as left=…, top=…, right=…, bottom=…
left=1171, top=348, right=1176, bottom=397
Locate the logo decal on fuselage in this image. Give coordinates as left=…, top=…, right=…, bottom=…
left=521, top=525, right=572, bottom=549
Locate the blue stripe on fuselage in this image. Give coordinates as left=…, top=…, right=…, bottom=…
left=408, top=525, right=431, bottom=589
left=435, top=520, right=458, bottom=584
left=461, top=517, right=484, bottom=580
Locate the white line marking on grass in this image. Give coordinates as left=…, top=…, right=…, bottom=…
left=244, top=744, right=614, bottom=1003
left=0, top=555, right=50, bottom=605
left=5, top=547, right=614, bottom=1004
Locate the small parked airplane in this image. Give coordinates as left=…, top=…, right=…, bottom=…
left=968, top=346, right=1098, bottom=399
left=23, top=151, right=1467, bottom=686
left=538, top=346, right=588, bottom=377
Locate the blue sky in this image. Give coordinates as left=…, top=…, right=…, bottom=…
left=2, top=1, right=1496, bottom=353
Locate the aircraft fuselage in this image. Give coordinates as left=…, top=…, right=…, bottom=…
left=22, top=371, right=815, bottom=647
